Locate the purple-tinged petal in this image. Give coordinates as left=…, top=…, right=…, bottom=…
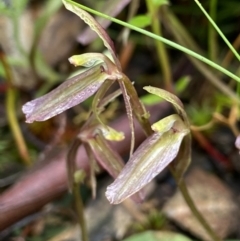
left=88, top=133, right=144, bottom=203
left=22, top=64, right=109, bottom=123
left=106, top=116, right=189, bottom=204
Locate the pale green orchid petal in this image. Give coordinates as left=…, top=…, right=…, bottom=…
left=98, top=125, right=125, bottom=141
left=69, top=53, right=104, bottom=68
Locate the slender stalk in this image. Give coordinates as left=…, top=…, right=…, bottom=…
left=221, top=35, right=240, bottom=98
left=92, top=79, right=114, bottom=125
left=84, top=144, right=97, bottom=199
left=64, top=0, right=240, bottom=84
left=73, top=180, right=89, bottom=241
left=195, top=0, right=240, bottom=62
left=222, top=34, right=240, bottom=68
left=161, top=6, right=203, bottom=55
left=0, top=48, right=31, bottom=166
left=237, top=70, right=240, bottom=97
left=118, top=79, right=135, bottom=157
left=170, top=166, right=222, bottom=241
left=146, top=0, right=173, bottom=92
left=122, top=74, right=153, bottom=136
left=208, top=0, right=218, bottom=61
left=71, top=168, right=88, bottom=241
left=161, top=7, right=240, bottom=104
left=189, top=54, right=239, bottom=102
left=67, top=139, right=82, bottom=191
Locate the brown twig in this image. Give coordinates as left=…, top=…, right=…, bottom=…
left=192, top=129, right=233, bottom=171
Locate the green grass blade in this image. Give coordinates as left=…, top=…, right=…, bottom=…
left=195, top=0, right=240, bottom=62
left=64, top=0, right=240, bottom=84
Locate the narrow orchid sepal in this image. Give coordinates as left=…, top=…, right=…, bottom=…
left=88, top=132, right=144, bottom=203
left=143, top=86, right=189, bottom=127
left=62, top=0, right=122, bottom=70
left=22, top=64, right=109, bottom=123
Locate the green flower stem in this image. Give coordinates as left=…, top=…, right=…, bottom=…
left=64, top=0, right=240, bottom=84
left=195, top=0, right=240, bottom=62
left=146, top=0, right=173, bottom=92
left=73, top=178, right=89, bottom=241
left=170, top=166, right=222, bottom=241
left=0, top=49, right=31, bottom=166
left=208, top=0, right=218, bottom=61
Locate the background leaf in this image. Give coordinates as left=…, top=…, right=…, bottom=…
left=128, top=14, right=151, bottom=28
